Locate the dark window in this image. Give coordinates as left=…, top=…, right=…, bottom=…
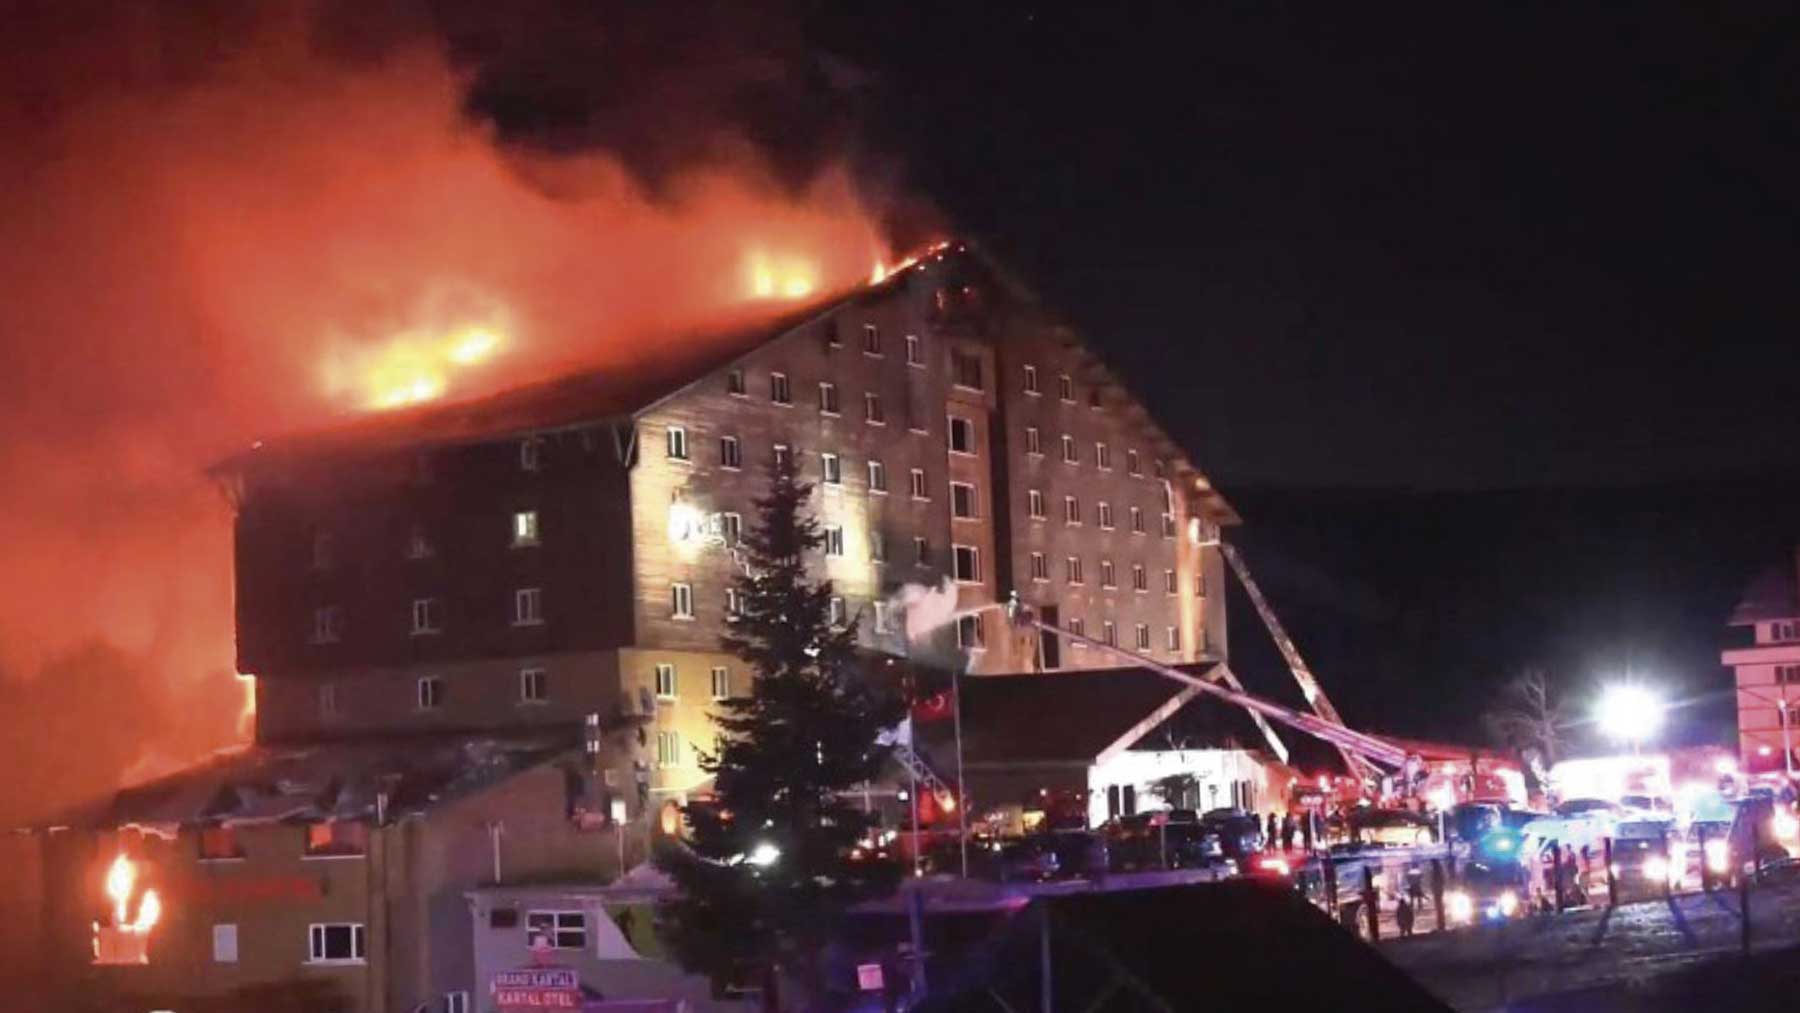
left=948, top=416, right=976, bottom=454
left=726, top=369, right=746, bottom=396
left=951, top=351, right=983, bottom=390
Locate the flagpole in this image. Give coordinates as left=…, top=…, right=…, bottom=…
left=953, top=664, right=969, bottom=879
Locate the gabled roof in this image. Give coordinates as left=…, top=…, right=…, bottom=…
left=1730, top=563, right=1800, bottom=625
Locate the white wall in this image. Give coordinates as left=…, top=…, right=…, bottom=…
left=1086, top=749, right=1272, bottom=827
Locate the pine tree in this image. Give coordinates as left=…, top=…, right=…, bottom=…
left=656, top=453, right=903, bottom=999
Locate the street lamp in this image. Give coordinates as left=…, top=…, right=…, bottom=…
left=1596, top=684, right=1664, bottom=753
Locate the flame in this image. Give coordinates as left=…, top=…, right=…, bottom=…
left=104, top=853, right=134, bottom=925
left=131, top=889, right=162, bottom=933
left=325, top=319, right=510, bottom=411
left=744, top=250, right=817, bottom=301
left=235, top=672, right=256, bottom=737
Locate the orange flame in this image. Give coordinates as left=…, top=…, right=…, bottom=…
left=104, top=853, right=134, bottom=925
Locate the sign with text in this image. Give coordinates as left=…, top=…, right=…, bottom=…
left=494, top=966, right=582, bottom=1010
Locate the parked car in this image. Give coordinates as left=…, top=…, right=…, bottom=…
left=1610, top=819, right=1677, bottom=896
left=1348, top=807, right=1436, bottom=848
left=1104, top=812, right=1223, bottom=871
left=1036, top=829, right=1110, bottom=879
left=1198, top=809, right=1265, bottom=861
left=977, top=838, right=1060, bottom=882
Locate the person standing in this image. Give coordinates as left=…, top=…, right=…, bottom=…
left=1396, top=894, right=1416, bottom=938
left=1267, top=811, right=1280, bottom=849
left=1281, top=812, right=1298, bottom=852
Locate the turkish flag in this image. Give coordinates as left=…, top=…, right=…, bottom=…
left=912, top=691, right=953, bottom=722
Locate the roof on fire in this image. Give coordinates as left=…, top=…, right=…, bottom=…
left=44, top=730, right=579, bottom=832
left=1730, top=563, right=1800, bottom=625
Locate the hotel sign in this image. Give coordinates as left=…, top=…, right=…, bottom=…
left=493, top=967, right=582, bottom=1010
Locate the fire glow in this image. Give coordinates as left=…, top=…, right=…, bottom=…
left=326, top=323, right=509, bottom=411
left=93, top=854, right=161, bottom=964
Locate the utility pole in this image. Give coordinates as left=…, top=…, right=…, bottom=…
left=952, top=665, right=970, bottom=879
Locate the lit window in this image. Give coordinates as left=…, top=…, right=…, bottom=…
left=520, top=439, right=542, bottom=472
left=1058, top=374, right=1075, bottom=402
left=770, top=372, right=792, bottom=405
left=819, top=382, right=840, bottom=415
left=726, top=368, right=747, bottom=396
left=1126, top=450, right=1142, bottom=476
left=1095, top=443, right=1112, bottom=470
left=407, top=524, right=433, bottom=560
left=868, top=459, right=888, bottom=493
left=824, top=526, right=845, bottom=557
left=1025, top=427, right=1042, bottom=456
left=873, top=601, right=892, bottom=633
left=953, top=545, right=981, bottom=583
left=411, top=598, right=443, bottom=636
left=1030, top=552, right=1049, bottom=582
left=1130, top=507, right=1145, bottom=534
left=1061, top=434, right=1078, bottom=463
left=1023, top=365, right=1040, bottom=394
left=773, top=444, right=791, bottom=470
left=199, top=825, right=243, bottom=861
left=319, top=683, right=338, bottom=719
left=1102, top=621, right=1118, bottom=647
left=1135, top=624, right=1152, bottom=651
left=1167, top=627, right=1181, bottom=652
left=308, top=923, right=366, bottom=964
left=656, top=731, right=681, bottom=767
left=952, top=350, right=983, bottom=390
left=720, top=435, right=742, bottom=469
left=1165, top=570, right=1178, bottom=595
left=829, top=596, right=848, bottom=628
left=956, top=613, right=986, bottom=649
left=213, top=924, right=238, bottom=964
left=863, top=324, right=882, bottom=355
left=513, top=587, right=544, bottom=626
left=865, top=392, right=885, bottom=425
left=305, top=820, right=369, bottom=858
left=526, top=912, right=588, bottom=950
left=1132, top=564, right=1148, bottom=592
left=710, top=666, right=730, bottom=700
left=725, top=588, right=743, bottom=619
left=870, top=530, right=888, bottom=562
left=721, top=512, right=742, bottom=545
left=950, top=482, right=978, bottom=519
left=671, top=583, right=695, bottom=619
left=1097, top=501, right=1114, bottom=529
left=312, top=605, right=342, bottom=644
left=821, top=452, right=842, bottom=485
left=512, top=510, right=539, bottom=546
left=654, top=663, right=677, bottom=699
left=311, top=530, right=334, bottom=570
left=905, top=334, right=923, bottom=366
left=914, top=536, right=930, bottom=566
left=1028, top=489, right=1046, bottom=519
left=1100, top=560, right=1117, bottom=588
left=910, top=468, right=929, bottom=500
left=417, top=677, right=443, bottom=711
left=1064, top=495, right=1081, bottom=525
left=666, top=425, right=689, bottom=460
left=1066, top=556, right=1085, bottom=585
left=948, top=416, right=976, bottom=454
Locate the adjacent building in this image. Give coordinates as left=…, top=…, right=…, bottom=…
left=1723, top=551, right=1800, bottom=773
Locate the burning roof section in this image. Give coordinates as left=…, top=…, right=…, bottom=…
left=47, top=731, right=576, bottom=833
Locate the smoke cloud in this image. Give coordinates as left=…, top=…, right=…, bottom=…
left=0, top=0, right=909, bottom=822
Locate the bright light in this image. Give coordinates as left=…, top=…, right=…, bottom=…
left=1428, top=785, right=1456, bottom=812
left=1705, top=838, right=1731, bottom=874
left=1759, top=746, right=1773, bottom=757
left=1497, top=890, right=1519, bottom=917
left=132, top=890, right=162, bottom=933
left=1643, top=856, right=1669, bottom=883
left=1715, top=757, right=1738, bottom=776
left=745, top=251, right=817, bottom=301
left=667, top=502, right=702, bottom=543
left=938, top=792, right=957, bottom=813
left=1774, top=811, right=1799, bottom=841
left=446, top=327, right=501, bottom=365
left=104, top=855, right=135, bottom=925
left=747, top=842, right=781, bottom=868
left=1596, top=684, right=1664, bottom=746
left=1256, top=856, right=1291, bottom=876
left=1446, top=890, right=1473, bottom=922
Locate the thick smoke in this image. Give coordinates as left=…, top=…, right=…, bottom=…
left=0, top=0, right=905, bottom=822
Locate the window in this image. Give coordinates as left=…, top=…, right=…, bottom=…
left=870, top=530, right=888, bottom=562
left=821, top=452, right=843, bottom=485
left=1065, top=556, right=1085, bottom=584
left=773, top=443, right=791, bottom=470
left=828, top=596, right=848, bottom=628
left=1102, top=621, right=1118, bottom=647
left=1776, top=665, right=1800, bottom=685
left=1089, top=386, right=1104, bottom=410
left=726, top=368, right=747, bottom=396
left=199, top=826, right=243, bottom=861
left=513, top=587, right=544, bottom=626
left=407, top=523, right=433, bottom=560
left=824, top=525, right=845, bottom=557
left=212, top=924, right=238, bottom=964
left=951, top=350, right=983, bottom=390
left=770, top=372, right=791, bottom=404
left=417, top=676, right=443, bottom=711
left=311, top=530, right=333, bottom=570
left=1135, top=624, right=1152, bottom=651
left=1162, top=513, right=1177, bottom=538
left=656, top=731, right=680, bottom=768
left=863, top=323, right=882, bottom=355
left=914, top=536, right=930, bottom=566
left=312, top=605, right=342, bottom=644
left=1025, top=426, right=1042, bottom=456
left=910, top=468, right=929, bottom=499
left=956, top=613, right=986, bottom=650
left=1023, top=365, right=1040, bottom=394
left=1030, top=553, right=1049, bottom=581
left=1063, top=495, right=1081, bottom=525
left=824, top=319, right=842, bottom=347
left=721, top=512, right=742, bottom=545
left=905, top=334, right=923, bottom=366
left=1164, top=569, right=1178, bottom=595
left=410, top=598, right=442, bottom=635
left=1028, top=489, right=1046, bottom=519
left=671, top=583, right=695, bottom=619
left=446, top=993, right=471, bottom=1013
left=1068, top=617, right=1086, bottom=645
left=1100, top=560, right=1117, bottom=588
left=818, top=382, right=840, bottom=415
left=1773, top=622, right=1800, bottom=642
left=1126, top=449, right=1142, bottom=476
left=873, top=601, right=892, bottom=633
left=513, top=510, right=539, bottom=547
left=520, top=668, right=547, bottom=703
left=1061, top=434, right=1078, bottom=463
left=948, top=416, right=976, bottom=454
left=867, top=459, right=888, bottom=493
left=308, top=923, right=366, bottom=964
left=1132, top=565, right=1148, bottom=592
left=1167, top=626, right=1182, bottom=652
left=710, top=666, right=730, bottom=700
left=950, top=482, right=978, bottom=519
left=520, top=438, right=542, bottom=472
left=1097, top=501, right=1114, bottom=529
left=1095, top=442, right=1112, bottom=470
left=864, top=392, right=885, bottom=425
left=1130, top=507, right=1145, bottom=534
left=725, top=587, right=744, bottom=619
left=1196, top=571, right=1207, bottom=596
left=319, top=683, right=338, bottom=719
left=953, top=545, right=981, bottom=583
left=654, top=663, right=677, bottom=699
left=666, top=425, right=689, bottom=460
left=1058, top=374, right=1075, bottom=402
left=305, top=820, right=369, bottom=858
left=526, top=911, right=588, bottom=951
left=720, top=435, right=742, bottom=469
